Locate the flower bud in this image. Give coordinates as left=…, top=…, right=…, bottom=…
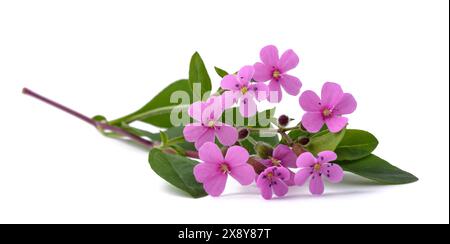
left=247, top=157, right=267, bottom=174
left=298, top=137, right=310, bottom=146
left=278, top=115, right=290, bottom=127
left=255, top=142, right=274, bottom=159
left=292, top=143, right=307, bottom=156
left=238, top=128, right=250, bottom=140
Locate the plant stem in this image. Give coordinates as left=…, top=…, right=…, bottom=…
left=279, top=131, right=294, bottom=146
left=22, top=88, right=155, bottom=148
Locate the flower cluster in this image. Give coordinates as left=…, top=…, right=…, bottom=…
left=184, top=45, right=356, bottom=199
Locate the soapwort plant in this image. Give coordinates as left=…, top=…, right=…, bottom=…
left=23, top=45, right=418, bottom=199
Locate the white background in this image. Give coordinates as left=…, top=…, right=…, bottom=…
left=0, top=0, right=448, bottom=224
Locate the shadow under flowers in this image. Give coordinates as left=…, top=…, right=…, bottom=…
left=219, top=173, right=385, bottom=200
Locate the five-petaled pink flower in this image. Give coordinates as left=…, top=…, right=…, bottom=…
left=259, top=144, right=297, bottom=186
left=294, top=151, right=344, bottom=195
left=183, top=97, right=238, bottom=150
left=257, top=166, right=290, bottom=200
left=299, top=82, right=357, bottom=133
left=194, top=142, right=255, bottom=196
left=253, top=45, right=302, bottom=103
left=221, top=65, right=269, bottom=117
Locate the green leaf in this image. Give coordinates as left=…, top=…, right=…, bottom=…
left=189, top=52, right=212, bottom=101
left=340, top=154, right=418, bottom=184
left=335, top=129, right=379, bottom=161
left=306, top=129, right=346, bottom=155
left=109, top=79, right=191, bottom=128
left=221, top=108, right=276, bottom=129
left=160, top=131, right=169, bottom=146
left=149, top=149, right=207, bottom=198
left=214, top=66, right=229, bottom=78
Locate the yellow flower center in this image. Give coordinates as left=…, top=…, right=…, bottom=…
left=266, top=172, right=274, bottom=179
left=220, top=164, right=229, bottom=174
left=207, top=120, right=216, bottom=128
left=273, top=70, right=281, bottom=79
left=314, top=163, right=322, bottom=172
left=322, top=108, right=332, bottom=117
left=241, top=86, right=248, bottom=95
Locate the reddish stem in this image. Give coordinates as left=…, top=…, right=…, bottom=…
left=23, top=88, right=156, bottom=148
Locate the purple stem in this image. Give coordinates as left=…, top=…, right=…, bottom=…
left=22, top=88, right=154, bottom=148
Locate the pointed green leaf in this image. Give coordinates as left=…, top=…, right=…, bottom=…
left=340, top=154, right=418, bottom=184
left=214, top=66, right=229, bottom=78
left=109, top=79, right=191, bottom=128
left=335, top=129, right=379, bottom=161
left=306, top=129, right=346, bottom=155
left=149, top=149, right=207, bottom=198
left=189, top=52, right=212, bottom=101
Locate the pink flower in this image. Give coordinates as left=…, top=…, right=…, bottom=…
left=194, top=142, right=255, bottom=197
left=260, top=144, right=297, bottom=186
left=294, top=151, right=344, bottom=195
left=299, top=82, right=357, bottom=133
left=256, top=166, right=290, bottom=200
left=221, top=65, right=269, bottom=117
left=253, top=45, right=302, bottom=103
left=183, top=97, right=238, bottom=150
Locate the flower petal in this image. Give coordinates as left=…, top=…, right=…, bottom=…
left=273, top=144, right=297, bottom=168
left=248, top=82, right=269, bottom=101
left=195, top=129, right=216, bottom=150
left=256, top=172, right=270, bottom=188
left=203, top=173, right=228, bottom=197
left=201, top=102, right=225, bottom=123
left=325, top=116, right=348, bottom=133
left=272, top=179, right=289, bottom=197
left=239, top=95, right=257, bottom=117
left=225, top=146, right=250, bottom=166
left=183, top=123, right=207, bottom=142
left=278, top=49, right=299, bottom=72
left=221, top=91, right=239, bottom=107
left=230, top=164, right=255, bottom=185
left=296, top=152, right=317, bottom=167
left=260, top=45, right=279, bottom=67
left=253, top=62, right=273, bottom=82
left=285, top=170, right=296, bottom=186
left=194, top=163, right=219, bottom=183
left=260, top=184, right=273, bottom=200
left=198, top=141, right=223, bottom=163
left=299, top=90, right=321, bottom=112
left=322, top=163, right=344, bottom=183
left=279, top=74, right=301, bottom=96
left=188, top=102, right=206, bottom=122
left=294, top=168, right=313, bottom=186
left=215, top=123, right=238, bottom=146
left=267, top=80, right=282, bottom=103
left=317, top=151, right=337, bottom=164
left=309, top=173, right=325, bottom=195
left=301, top=112, right=324, bottom=133
left=321, top=82, right=344, bottom=106
left=237, top=65, right=255, bottom=84
left=334, top=93, right=357, bottom=115
left=208, top=95, right=235, bottom=112
left=274, top=166, right=291, bottom=181
left=221, top=74, right=241, bottom=91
